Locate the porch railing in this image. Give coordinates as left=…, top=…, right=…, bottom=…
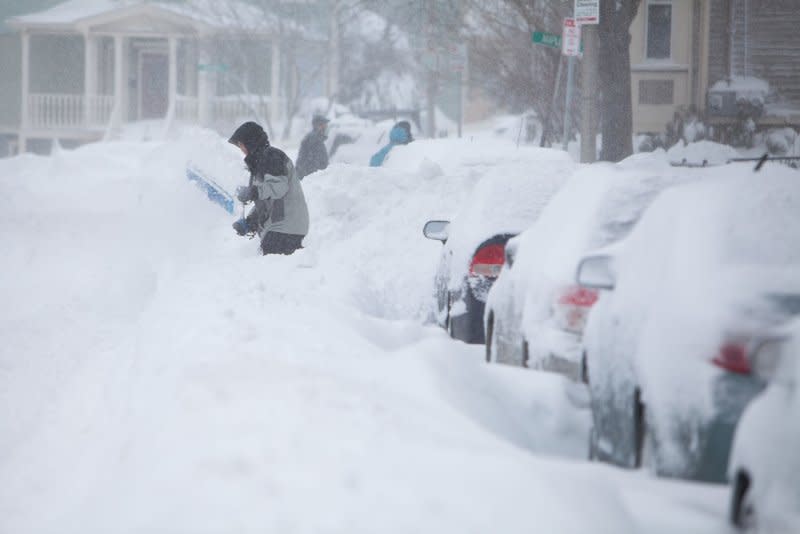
left=175, top=95, right=282, bottom=125
left=27, top=93, right=114, bottom=129
left=26, top=93, right=283, bottom=131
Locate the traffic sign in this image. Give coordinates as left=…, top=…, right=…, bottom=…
left=562, top=18, right=581, bottom=56
left=575, top=0, right=600, bottom=25
left=532, top=31, right=561, bottom=49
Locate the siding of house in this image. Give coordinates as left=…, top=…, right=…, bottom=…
left=0, top=32, right=21, bottom=129
left=629, top=0, right=697, bottom=134
left=30, top=34, right=84, bottom=93
left=707, top=0, right=731, bottom=90
left=709, top=0, right=800, bottom=106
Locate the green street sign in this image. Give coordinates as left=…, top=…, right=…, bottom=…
left=197, top=63, right=229, bottom=72
left=532, top=30, right=584, bottom=52
left=532, top=31, right=561, bottom=49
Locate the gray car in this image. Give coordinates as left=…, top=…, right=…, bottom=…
left=579, top=169, right=800, bottom=483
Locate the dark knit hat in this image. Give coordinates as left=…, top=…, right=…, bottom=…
left=229, top=121, right=269, bottom=153
left=312, top=114, right=330, bottom=127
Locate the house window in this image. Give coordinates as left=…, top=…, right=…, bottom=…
left=639, top=79, right=674, bottom=104
left=646, top=1, right=672, bottom=59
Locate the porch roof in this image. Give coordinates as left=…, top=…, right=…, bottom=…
left=6, top=0, right=291, bottom=36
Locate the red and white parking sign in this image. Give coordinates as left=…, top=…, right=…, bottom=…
left=562, top=18, right=581, bottom=56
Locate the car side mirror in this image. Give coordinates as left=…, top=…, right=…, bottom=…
left=576, top=254, right=616, bottom=290
left=423, top=220, right=450, bottom=243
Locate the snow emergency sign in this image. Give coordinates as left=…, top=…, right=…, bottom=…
left=574, top=0, right=600, bottom=25
left=562, top=18, right=581, bottom=56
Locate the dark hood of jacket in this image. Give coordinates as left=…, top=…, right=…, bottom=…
left=229, top=121, right=269, bottom=155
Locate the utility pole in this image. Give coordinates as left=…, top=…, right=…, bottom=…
left=327, top=0, right=341, bottom=102
left=423, top=0, right=437, bottom=138
left=575, top=0, right=600, bottom=162
left=580, top=24, right=598, bottom=163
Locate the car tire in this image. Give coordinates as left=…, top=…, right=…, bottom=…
left=485, top=312, right=494, bottom=363
left=633, top=388, right=646, bottom=469
left=521, top=339, right=530, bottom=368
left=731, top=471, right=755, bottom=529
left=446, top=294, right=454, bottom=338
left=580, top=351, right=589, bottom=384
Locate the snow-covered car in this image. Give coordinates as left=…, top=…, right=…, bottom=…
left=579, top=168, right=800, bottom=483
left=425, top=172, right=565, bottom=344
left=728, top=319, right=800, bottom=531
left=484, top=161, right=695, bottom=380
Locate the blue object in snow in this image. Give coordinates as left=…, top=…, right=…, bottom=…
left=186, top=166, right=235, bottom=214
left=369, top=125, right=410, bottom=167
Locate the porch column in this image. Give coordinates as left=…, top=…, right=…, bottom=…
left=197, top=39, right=212, bottom=127
left=167, top=36, right=178, bottom=118
left=84, top=33, right=98, bottom=126
left=270, top=38, right=280, bottom=124
left=20, top=30, right=30, bottom=153
left=112, top=34, right=127, bottom=129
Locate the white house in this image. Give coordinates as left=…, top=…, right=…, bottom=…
left=0, top=0, right=307, bottom=155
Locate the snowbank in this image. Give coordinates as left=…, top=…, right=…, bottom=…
left=0, top=128, right=730, bottom=533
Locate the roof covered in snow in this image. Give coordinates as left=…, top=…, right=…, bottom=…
left=5, top=0, right=297, bottom=35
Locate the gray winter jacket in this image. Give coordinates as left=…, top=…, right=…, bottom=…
left=245, top=145, right=309, bottom=237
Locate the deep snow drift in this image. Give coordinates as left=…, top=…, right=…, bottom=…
left=0, top=130, right=729, bottom=532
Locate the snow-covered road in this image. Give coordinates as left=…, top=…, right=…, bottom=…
left=0, top=132, right=729, bottom=532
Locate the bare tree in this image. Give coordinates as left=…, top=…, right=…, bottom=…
left=597, top=0, right=641, bottom=162
left=465, top=0, right=570, bottom=145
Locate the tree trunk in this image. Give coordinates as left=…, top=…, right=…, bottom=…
left=598, top=0, right=641, bottom=162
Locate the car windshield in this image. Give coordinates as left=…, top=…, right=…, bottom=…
left=589, top=177, right=680, bottom=250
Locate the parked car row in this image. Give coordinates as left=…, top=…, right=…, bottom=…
left=423, top=156, right=800, bottom=530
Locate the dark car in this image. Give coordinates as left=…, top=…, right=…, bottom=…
left=423, top=171, right=566, bottom=344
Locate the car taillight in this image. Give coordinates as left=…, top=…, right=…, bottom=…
left=469, top=244, right=505, bottom=278
left=711, top=343, right=751, bottom=375
left=553, top=285, right=599, bottom=334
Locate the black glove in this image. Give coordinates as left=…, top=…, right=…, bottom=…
left=236, top=185, right=258, bottom=203
left=232, top=218, right=252, bottom=236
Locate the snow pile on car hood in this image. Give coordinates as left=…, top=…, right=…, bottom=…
left=381, top=138, right=574, bottom=288
left=490, top=153, right=697, bottom=339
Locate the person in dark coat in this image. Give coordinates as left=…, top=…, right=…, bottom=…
left=295, top=115, right=330, bottom=180
left=229, top=121, right=309, bottom=256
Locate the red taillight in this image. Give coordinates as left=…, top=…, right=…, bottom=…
left=711, top=343, right=751, bottom=375
left=469, top=244, right=505, bottom=277
left=553, top=285, right=599, bottom=334
left=558, top=286, right=599, bottom=307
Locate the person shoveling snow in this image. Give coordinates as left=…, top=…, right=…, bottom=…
left=229, top=121, right=310, bottom=255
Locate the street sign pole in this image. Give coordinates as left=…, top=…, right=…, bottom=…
left=541, top=56, right=563, bottom=147
left=561, top=18, right=580, bottom=152
left=563, top=56, right=575, bottom=151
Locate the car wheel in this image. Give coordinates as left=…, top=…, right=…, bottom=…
left=580, top=351, right=589, bottom=384
left=485, top=312, right=494, bottom=363
left=731, top=471, right=755, bottom=529
left=633, top=388, right=646, bottom=468
left=588, top=426, right=597, bottom=461
left=521, top=339, right=530, bottom=368
left=445, top=294, right=454, bottom=338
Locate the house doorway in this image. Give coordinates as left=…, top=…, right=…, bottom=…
left=139, top=51, right=168, bottom=119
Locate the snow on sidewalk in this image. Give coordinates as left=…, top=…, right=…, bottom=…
left=0, top=130, right=728, bottom=532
